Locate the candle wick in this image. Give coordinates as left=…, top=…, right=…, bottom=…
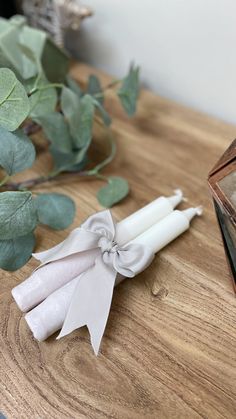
left=174, top=188, right=188, bottom=203
left=174, top=188, right=183, bottom=197
left=196, top=206, right=203, bottom=216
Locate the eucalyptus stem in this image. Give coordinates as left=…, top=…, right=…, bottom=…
left=4, top=174, right=52, bottom=190
left=91, top=129, right=116, bottom=173
left=95, top=173, right=108, bottom=182
left=3, top=170, right=93, bottom=191
left=3, top=128, right=117, bottom=191
left=39, top=83, right=64, bottom=91
left=23, top=121, right=41, bottom=136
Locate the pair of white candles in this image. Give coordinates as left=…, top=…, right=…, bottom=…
left=12, top=190, right=202, bottom=341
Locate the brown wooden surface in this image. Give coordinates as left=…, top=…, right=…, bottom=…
left=1, top=63, right=236, bottom=419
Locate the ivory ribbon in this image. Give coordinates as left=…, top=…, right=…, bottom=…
left=34, top=210, right=154, bottom=355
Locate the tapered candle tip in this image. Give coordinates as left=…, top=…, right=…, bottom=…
left=168, top=189, right=183, bottom=208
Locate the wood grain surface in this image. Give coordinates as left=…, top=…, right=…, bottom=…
left=1, top=62, right=236, bottom=419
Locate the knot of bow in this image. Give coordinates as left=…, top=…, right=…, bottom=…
left=34, top=210, right=154, bottom=354
left=80, top=210, right=154, bottom=278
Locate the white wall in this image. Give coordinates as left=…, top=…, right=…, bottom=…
left=68, top=0, right=236, bottom=124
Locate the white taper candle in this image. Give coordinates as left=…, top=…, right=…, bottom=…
left=25, top=276, right=79, bottom=341
left=12, top=190, right=183, bottom=312
left=12, top=249, right=100, bottom=312
left=131, top=206, right=203, bottom=253
left=115, top=189, right=183, bottom=245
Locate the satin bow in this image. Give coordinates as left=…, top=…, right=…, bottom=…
left=34, top=210, right=154, bottom=354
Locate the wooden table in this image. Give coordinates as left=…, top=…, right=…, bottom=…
left=1, top=63, right=236, bottom=419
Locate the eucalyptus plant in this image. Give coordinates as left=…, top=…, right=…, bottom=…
left=0, top=16, right=140, bottom=271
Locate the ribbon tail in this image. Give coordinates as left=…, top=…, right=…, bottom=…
left=57, top=256, right=116, bottom=355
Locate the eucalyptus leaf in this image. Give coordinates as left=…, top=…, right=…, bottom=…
left=87, top=74, right=103, bottom=104
left=0, top=18, right=68, bottom=82
left=18, top=43, right=39, bottom=80
left=35, top=193, right=75, bottom=230
left=0, top=23, right=24, bottom=78
left=0, top=127, right=36, bottom=175
left=20, top=25, right=46, bottom=61
left=66, top=75, right=82, bottom=97
left=0, top=19, right=46, bottom=80
left=118, top=64, right=140, bottom=116
left=35, top=112, right=73, bottom=153
left=26, top=76, right=57, bottom=118
left=41, top=37, right=69, bottom=83
left=0, top=68, right=30, bottom=131
left=0, top=49, right=22, bottom=81
left=0, top=191, right=38, bottom=239
left=97, top=176, right=129, bottom=207
left=0, top=232, right=35, bottom=271
left=0, top=18, right=44, bottom=80
left=74, top=94, right=94, bottom=148
left=20, top=25, right=46, bottom=79
left=9, top=15, right=27, bottom=27
left=19, top=43, right=36, bottom=63
left=67, top=154, right=89, bottom=172
left=61, top=86, right=80, bottom=141
left=0, top=17, right=11, bottom=33
left=50, top=146, right=87, bottom=172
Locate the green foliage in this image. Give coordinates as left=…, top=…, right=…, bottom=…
left=0, top=15, right=140, bottom=271
left=0, top=16, right=45, bottom=80
left=0, top=127, right=35, bottom=175
left=97, top=177, right=129, bottom=208
left=50, top=146, right=87, bottom=172
left=0, top=15, right=68, bottom=82
left=0, top=191, right=38, bottom=239
left=74, top=94, right=95, bottom=148
left=87, top=74, right=103, bottom=104
left=0, top=68, right=30, bottom=131
left=93, top=98, right=112, bottom=127
left=118, top=64, right=140, bottom=116
left=0, top=232, right=35, bottom=271
left=35, top=112, right=73, bottom=153
left=41, top=37, right=69, bottom=83
left=0, top=18, right=26, bottom=78
left=66, top=75, right=82, bottom=97
left=61, top=86, right=80, bottom=141
left=66, top=155, right=89, bottom=172
left=35, top=193, right=76, bottom=230
left=19, top=30, right=45, bottom=79
left=26, top=77, right=57, bottom=118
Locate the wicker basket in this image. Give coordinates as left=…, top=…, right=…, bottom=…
left=17, top=0, right=92, bottom=46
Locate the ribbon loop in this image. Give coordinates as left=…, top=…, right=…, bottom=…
left=81, top=209, right=115, bottom=241
left=112, top=242, right=154, bottom=278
